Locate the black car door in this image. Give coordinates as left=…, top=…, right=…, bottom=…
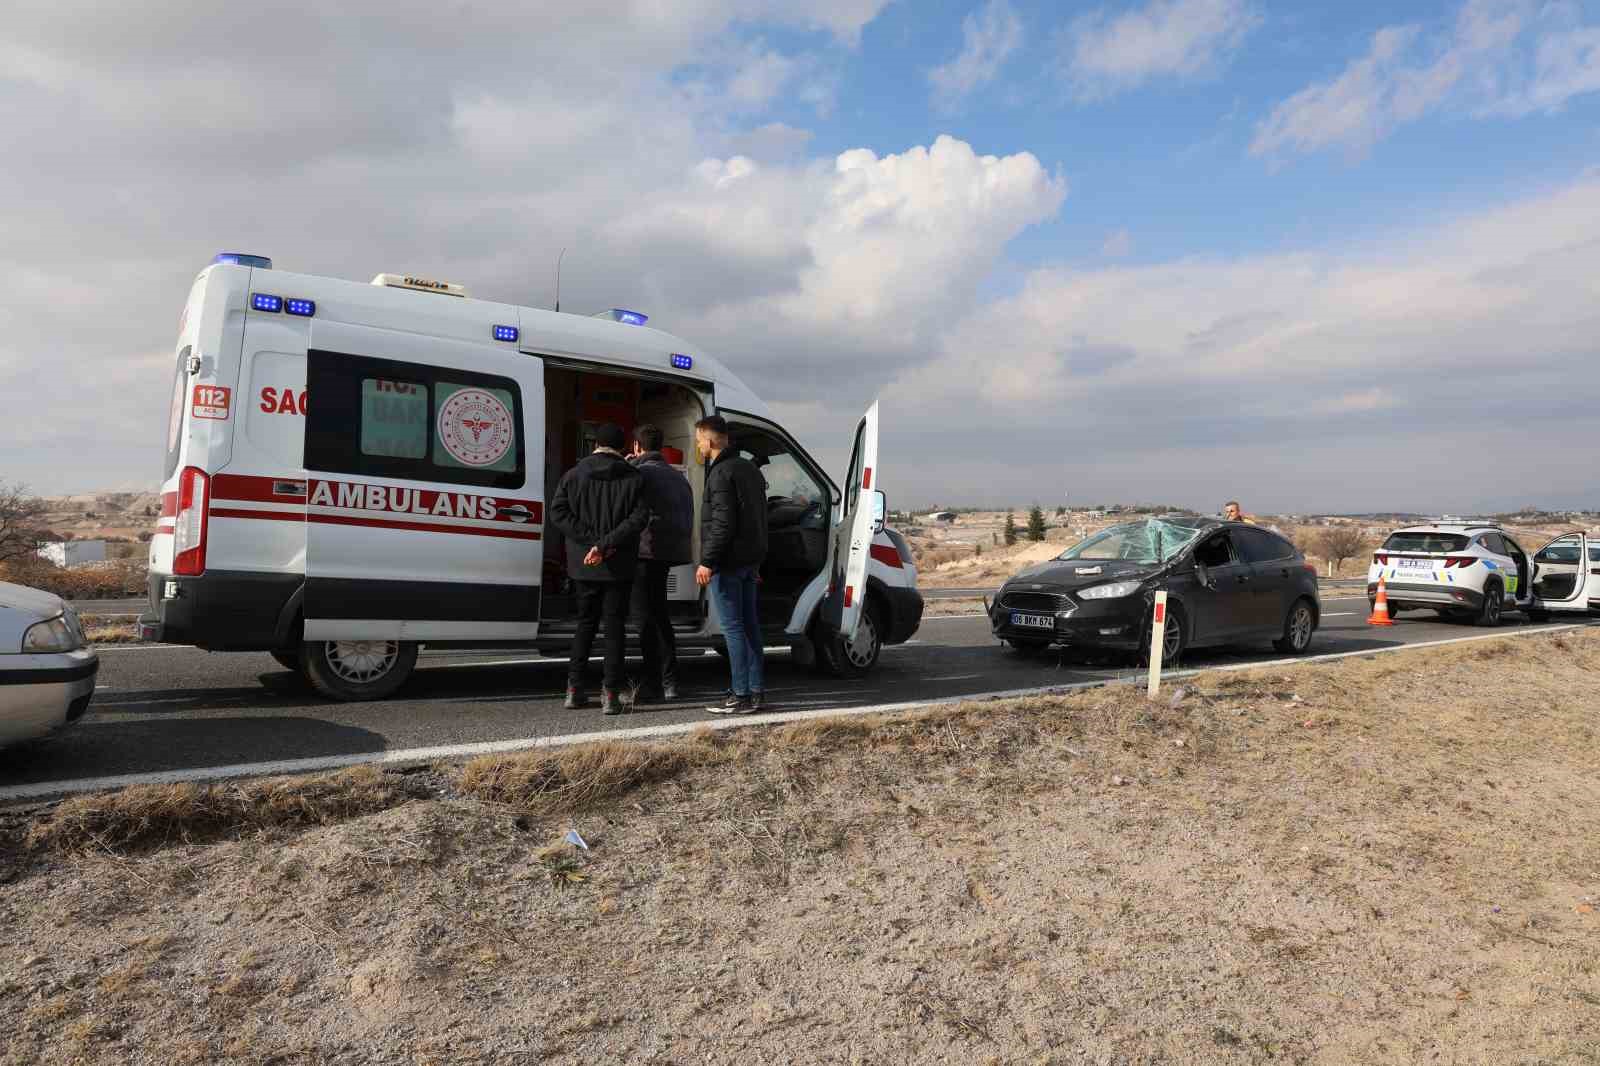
left=1188, top=531, right=1253, bottom=644
left=1234, top=527, right=1297, bottom=633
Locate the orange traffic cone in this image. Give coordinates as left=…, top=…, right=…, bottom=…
left=1367, top=574, right=1396, bottom=626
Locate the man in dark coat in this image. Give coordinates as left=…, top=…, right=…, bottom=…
left=549, top=422, right=649, bottom=714
left=628, top=424, right=694, bottom=701
left=693, top=414, right=769, bottom=715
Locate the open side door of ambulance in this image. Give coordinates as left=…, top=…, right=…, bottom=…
left=1530, top=531, right=1591, bottom=614
left=299, top=319, right=545, bottom=697
left=819, top=401, right=885, bottom=647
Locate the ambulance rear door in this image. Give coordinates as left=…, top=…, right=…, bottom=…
left=818, top=400, right=884, bottom=642
left=302, top=320, right=544, bottom=641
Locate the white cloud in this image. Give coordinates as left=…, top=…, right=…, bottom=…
left=929, top=0, right=1024, bottom=109
left=879, top=176, right=1600, bottom=509
left=1060, top=0, right=1260, bottom=101
left=1101, top=228, right=1134, bottom=257
left=1252, top=0, right=1600, bottom=160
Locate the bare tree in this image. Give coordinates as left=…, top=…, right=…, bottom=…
left=1315, top=526, right=1370, bottom=574
left=0, top=483, right=48, bottom=563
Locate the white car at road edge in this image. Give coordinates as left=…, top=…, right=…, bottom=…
left=1366, top=522, right=1594, bottom=625
left=0, top=582, right=98, bottom=748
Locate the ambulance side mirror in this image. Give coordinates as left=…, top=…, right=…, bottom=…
left=870, top=491, right=887, bottom=535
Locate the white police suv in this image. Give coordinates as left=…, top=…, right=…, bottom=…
left=1367, top=522, right=1593, bottom=625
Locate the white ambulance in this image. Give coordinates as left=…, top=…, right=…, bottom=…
left=142, top=253, right=923, bottom=700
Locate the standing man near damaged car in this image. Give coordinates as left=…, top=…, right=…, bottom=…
left=693, top=415, right=769, bottom=715
left=628, top=424, right=693, bottom=702
left=550, top=422, right=650, bottom=715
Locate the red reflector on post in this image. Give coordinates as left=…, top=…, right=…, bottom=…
left=1154, top=601, right=1165, bottom=624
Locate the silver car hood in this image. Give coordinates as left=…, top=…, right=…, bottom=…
left=0, top=580, right=67, bottom=620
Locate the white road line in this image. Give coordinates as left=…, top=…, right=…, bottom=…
left=4, top=622, right=1588, bottom=803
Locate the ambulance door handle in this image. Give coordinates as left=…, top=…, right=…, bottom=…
left=497, top=505, right=533, bottom=523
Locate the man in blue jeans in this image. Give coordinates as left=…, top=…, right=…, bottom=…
left=693, top=415, right=770, bottom=715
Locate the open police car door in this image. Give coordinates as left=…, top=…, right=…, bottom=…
left=1530, top=532, right=1592, bottom=614
left=819, top=401, right=883, bottom=645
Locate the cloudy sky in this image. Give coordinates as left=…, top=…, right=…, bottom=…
left=4, top=0, right=1600, bottom=513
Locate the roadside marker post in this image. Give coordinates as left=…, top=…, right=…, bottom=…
left=1147, top=591, right=1168, bottom=698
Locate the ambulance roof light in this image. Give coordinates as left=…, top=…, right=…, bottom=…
left=214, top=252, right=273, bottom=269
left=594, top=308, right=648, bottom=326
left=371, top=273, right=468, bottom=298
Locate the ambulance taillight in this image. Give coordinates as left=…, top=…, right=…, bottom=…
left=172, top=467, right=210, bottom=576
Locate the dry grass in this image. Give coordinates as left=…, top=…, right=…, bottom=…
left=79, top=616, right=140, bottom=644
left=25, top=765, right=430, bottom=853
left=4, top=630, right=1598, bottom=1063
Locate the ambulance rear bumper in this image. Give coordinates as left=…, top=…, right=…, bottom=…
left=141, top=571, right=303, bottom=651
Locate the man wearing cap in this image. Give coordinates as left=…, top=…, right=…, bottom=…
left=549, top=423, right=650, bottom=715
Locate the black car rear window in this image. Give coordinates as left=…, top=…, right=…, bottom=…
left=1383, top=531, right=1469, bottom=553
left=1234, top=527, right=1297, bottom=563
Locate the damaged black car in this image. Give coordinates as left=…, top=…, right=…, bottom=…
left=988, top=516, right=1320, bottom=661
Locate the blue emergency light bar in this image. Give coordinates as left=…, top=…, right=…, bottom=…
left=215, top=252, right=273, bottom=269
left=285, top=298, right=315, bottom=317
left=670, top=354, right=693, bottom=371
left=592, top=308, right=648, bottom=326
left=251, top=293, right=283, bottom=313
left=493, top=324, right=519, bottom=342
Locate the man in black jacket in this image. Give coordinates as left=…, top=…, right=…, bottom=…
left=693, top=414, right=769, bottom=714
left=628, top=424, right=693, bottom=701
left=549, top=423, right=649, bottom=714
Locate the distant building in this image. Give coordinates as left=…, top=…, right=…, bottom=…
left=925, top=511, right=958, bottom=524
left=38, top=540, right=107, bottom=567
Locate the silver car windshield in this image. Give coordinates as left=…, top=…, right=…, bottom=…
left=1056, top=518, right=1208, bottom=564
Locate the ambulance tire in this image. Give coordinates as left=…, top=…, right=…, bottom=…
left=270, top=650, right=301, bottom=672
left=300, top=639, right=419, bottom=702
left=815, top=601, right=883, bottom=679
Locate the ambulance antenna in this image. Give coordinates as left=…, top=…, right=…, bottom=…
left=554, top=247, right=566, bottom=312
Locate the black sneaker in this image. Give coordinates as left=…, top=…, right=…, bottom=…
left=707, top=695, right=753, bottom=715
left=633, top=684, right=664, bottom=704
left=662, top=681, right=679, bottom=701
left=750, top=692, right=766, bottom=713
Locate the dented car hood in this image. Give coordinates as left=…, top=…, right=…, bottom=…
left=1002, top=558, right=1165, bottom=592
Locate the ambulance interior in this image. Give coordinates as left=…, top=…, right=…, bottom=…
left=540, top=368, right=834, bottom=633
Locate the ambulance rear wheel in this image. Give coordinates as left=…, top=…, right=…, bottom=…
left=300, top=639, right=418, bottom=702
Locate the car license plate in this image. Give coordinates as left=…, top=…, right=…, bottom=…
left=1396, top=558, right=1434, bottom=572
left=1011, top=612, right=1054, bottom=629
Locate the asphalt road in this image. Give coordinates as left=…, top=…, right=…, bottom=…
left=3, top=607, right=1583, bottom=798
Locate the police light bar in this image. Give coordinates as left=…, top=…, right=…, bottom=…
left=372, top=273, right=468, bottom=297
left=593, top=308, right=648, bottom=326
left=215, top=252, right=272, bottom=269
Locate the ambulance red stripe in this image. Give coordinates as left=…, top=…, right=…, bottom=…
left=212, top=473, right=307, bottom=504
left=208, top=507, right=542, bottom=541
left=869, top=544, right=904, bottom=569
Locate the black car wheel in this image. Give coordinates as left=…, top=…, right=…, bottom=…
left=1273, top=598, right=1316, bottom=654
left=1141, top=603, right=1185, bottom=666
left=1474, top=584, right=1504, bottom=628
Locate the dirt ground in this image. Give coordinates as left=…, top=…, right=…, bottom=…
left=2, top=629, right=1598, bottom=1065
